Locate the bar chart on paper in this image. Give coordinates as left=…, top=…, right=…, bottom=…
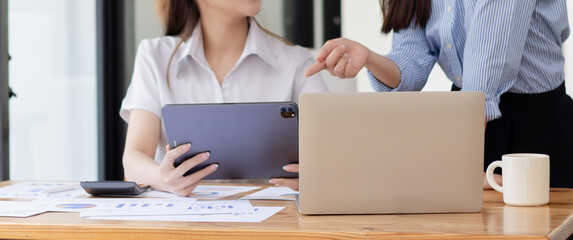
left=80, top=199, right=197, bottom=217
left=186, top=200, right=254, bottom=215
left=36, top=198, right=196, bottom=217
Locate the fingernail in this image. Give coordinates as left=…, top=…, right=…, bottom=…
left=182, top=143, right=191, bottom=151
left=282, top=166, right=287, bottom=171
left=343, top=53, right=349, bottom=58
left=340, top=45, right=346, bottom=50
left=210, top=164, right=218, bottom=171
left=202, top=152, right=210, bottom=160
left=269, top=179, right=277, bottom=185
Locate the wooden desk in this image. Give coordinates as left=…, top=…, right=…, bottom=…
left=0, top=181, right=572, bottom=240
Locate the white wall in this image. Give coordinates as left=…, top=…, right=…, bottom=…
left=256, top=0, right=284, bottom=37
left=134, top=0, right=163, bottom=47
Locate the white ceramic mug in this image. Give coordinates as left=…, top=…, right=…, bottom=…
left=486, top=153, right=550, bottom=206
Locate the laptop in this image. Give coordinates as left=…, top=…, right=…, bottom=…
left=161, top=102, right=299, bottom=179
left=297, top=91, right=485, bottom=215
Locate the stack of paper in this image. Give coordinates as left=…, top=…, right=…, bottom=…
left=37, top=198, right=281, bottom=222
left=0, top=182, right=285, bottom=222
left=87, top=207, right=284, bottom=222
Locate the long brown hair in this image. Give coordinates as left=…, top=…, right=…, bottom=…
left=380, top=0, right=431, bottom=33
left=155, top=0, right=199, bottom=41
left=155, top=0, right=291, bottom=87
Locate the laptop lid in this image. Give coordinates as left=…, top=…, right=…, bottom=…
left=161, top=102, right=299, bottom=179
left=298, top=92, right=485, bottom=215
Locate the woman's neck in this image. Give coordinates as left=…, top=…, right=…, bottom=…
left=201, top=15, right=248, bottom=60
left=200, top=13, right=249, bottom=85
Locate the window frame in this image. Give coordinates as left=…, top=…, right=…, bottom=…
left=0, top=0, right=9, bottom=181
left=96, top=0, right=135, bottom=180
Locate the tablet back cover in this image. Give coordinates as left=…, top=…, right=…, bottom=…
left=162, top=102, right=298, bottom=179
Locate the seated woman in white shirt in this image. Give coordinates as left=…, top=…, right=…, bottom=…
left=119, top=0, right=327, bottom=196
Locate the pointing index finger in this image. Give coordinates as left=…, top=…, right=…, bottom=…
left=304, top=61, right=326, bottom=77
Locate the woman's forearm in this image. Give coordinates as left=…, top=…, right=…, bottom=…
left=365, top=50, right=401, bottom=89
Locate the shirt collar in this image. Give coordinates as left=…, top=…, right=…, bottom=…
left=177, top=18, right=281, bottom=73
left=177, top=22, right=207, bottom=70
left=240, top=18, right=281, bottom=72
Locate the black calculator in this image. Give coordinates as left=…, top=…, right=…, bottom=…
left=80, top=181, right=150, bottom=196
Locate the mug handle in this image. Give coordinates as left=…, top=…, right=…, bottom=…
left=486, top=160, right=503, bottom=193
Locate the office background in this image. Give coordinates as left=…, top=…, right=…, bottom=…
left=1, top=0, right=573, bottom=181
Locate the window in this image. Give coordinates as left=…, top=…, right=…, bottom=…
left=8, top=0, right=97, bottom=180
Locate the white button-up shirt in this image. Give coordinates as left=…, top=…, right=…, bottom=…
left=120, top=18, right=328, bottom=163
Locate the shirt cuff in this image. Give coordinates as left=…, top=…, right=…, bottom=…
left=485, top=99, right=502, bottom=122
left=368, top=70, right=395, bottom=92
left=369, top=53, right=418, bottom=92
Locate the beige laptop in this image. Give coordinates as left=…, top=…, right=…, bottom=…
left=297, top=91, right=485, bottom=215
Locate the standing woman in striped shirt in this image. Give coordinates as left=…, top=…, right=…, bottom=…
left=303, top=0, right=573, bottom=188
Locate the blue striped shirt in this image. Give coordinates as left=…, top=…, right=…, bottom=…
left=369, top=0, right=570, bottom=121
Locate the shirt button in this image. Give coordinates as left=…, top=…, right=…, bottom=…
left=447, top=6, right=452, bottom=12
left=456, top=76, right=461, bottom=81
left=446, top=44, right=453, bottom=49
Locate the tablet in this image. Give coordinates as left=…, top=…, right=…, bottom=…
left=161, top=102, right=299, bottom=179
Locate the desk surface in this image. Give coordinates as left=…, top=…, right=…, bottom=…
left=0, top=181, right=572, bottom=240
